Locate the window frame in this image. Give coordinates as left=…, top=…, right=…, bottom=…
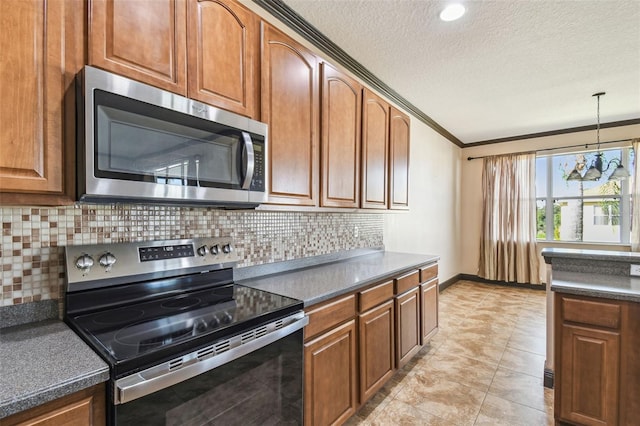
left=536, top=147, right=632, bottom=244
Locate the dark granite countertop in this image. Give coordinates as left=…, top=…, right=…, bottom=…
left=237, top=251, right=439, bottom=306
left=542, top=248, right=640, bottom=264
left=550, top=270, right=640, bottom=303
left=0, top=320, right=109, bottom=419
left=542, top=248, right=640, bottom=302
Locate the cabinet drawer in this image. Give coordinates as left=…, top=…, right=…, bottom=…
left=359, top=280, right=394, bottom=312
left=305, top=294, right=357, bottom=341
left=562, top=296, right=621, bottom=329
left=395, top=270, right=419, bottom=295
left=420, top=264, right=438, bottom=283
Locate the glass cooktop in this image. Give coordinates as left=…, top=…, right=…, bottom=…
left=67, top=284, right=302, bottom=364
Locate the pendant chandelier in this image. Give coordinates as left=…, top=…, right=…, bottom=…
left=566, top=92, right=630, bottom=182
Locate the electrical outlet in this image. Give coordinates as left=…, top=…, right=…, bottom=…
left=631, top=264, right=640, bottom=277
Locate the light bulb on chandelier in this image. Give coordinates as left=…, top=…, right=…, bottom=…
left=566, top=92, right=630, bottom=182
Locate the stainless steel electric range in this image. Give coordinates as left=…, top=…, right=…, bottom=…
left=64, top=238, right=307, bottom=425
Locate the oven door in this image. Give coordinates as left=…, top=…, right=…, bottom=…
left=110, top=312, right=307, bottom=426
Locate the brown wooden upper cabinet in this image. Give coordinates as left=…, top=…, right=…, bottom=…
left=0, top=0, right=82, bottom=205
left=89, top=0, right=188, bottom=95
left=89, top=0, right=259, bottom=118
left=187, top=0, right=259, bottom=117
left=320, top=63, right=362, bottom=208
left=389, top=107, right=410, bottom=210
left=361, top=89, right=389, bottom=209
left=261, top=23, right=319, bottom=206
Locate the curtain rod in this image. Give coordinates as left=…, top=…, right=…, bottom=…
left=466, top=138, right=633, bottom=161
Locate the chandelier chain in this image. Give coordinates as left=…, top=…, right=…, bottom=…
left=596, top=94, right=601, bottom=151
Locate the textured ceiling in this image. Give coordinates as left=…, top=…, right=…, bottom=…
left=281, top=0, right=640, bottom=144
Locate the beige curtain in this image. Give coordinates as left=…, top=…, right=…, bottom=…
left=631, top=138, right=640, bottom=252
left=478, top=153, right=540, bottom=284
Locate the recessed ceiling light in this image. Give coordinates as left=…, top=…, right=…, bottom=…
left=440, top=4, right=466, bottom=22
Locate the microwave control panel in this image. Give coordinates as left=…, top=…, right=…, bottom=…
left=250, top=143, right=265, bottom=192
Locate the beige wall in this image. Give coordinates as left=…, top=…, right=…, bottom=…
left=245, top=2, right=466, bottom=283
left=460, top=124, right=640, bottom=279
left=384, top=120, right=463, bottom=284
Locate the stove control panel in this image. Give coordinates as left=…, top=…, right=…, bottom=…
left=139, top=244, right=194, bottom=262
left=65, top=238, right=240, bottom=291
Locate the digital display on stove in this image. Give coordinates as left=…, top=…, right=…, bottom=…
left=139, top=244, right=194, bottom=262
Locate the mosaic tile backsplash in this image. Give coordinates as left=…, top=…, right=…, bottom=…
left=0, top=204, right=383, bottom=306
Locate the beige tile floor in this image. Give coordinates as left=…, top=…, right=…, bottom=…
left=345, top=280, right=553, bottom=426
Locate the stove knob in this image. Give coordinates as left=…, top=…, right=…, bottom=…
left=99, top=252, right=117, bottom=268
left=75, top=254, right=94, bottom=271
left=209, top=315, right=220, bottom=328
left=221, top=311, right=233, bottom=324
left=197, top=245, right=208, bottom=256
left=194, top=319, right=208, bottom=332
left=222, top=243, right=232, bottom=254
left=210, top=244, right=219, bottom=255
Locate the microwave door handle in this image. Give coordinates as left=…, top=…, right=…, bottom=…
left=241, top=132, right=255, bottom=190
left=194, top=155, right=201, bottom=187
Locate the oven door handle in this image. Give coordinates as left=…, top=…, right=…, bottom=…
left=114, top=312, right=308, bottom=405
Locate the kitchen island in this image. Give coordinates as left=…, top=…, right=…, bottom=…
left=542, top=248, right=640, bottom=426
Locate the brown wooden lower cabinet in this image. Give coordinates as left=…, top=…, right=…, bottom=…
left=304, top=319, right=358, bottom=426
left=420, top=278, right=439, bottom=344
left=554, top=292, right=640, bottom=426
left=359, top=299, right=395, bottom=402
left=2, top=384, right=105, bottom=426
left=303, top=262, right=439, bottom=425
left=395, top=287, right=421, bottom=368
left=559, top=324, right=620, bottom=425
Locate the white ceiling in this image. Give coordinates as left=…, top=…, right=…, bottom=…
left=281, top=0, right=640, bottom=144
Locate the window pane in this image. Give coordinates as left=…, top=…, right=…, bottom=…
left=630, top=148, right=635, bottom=195
left=536, top=199, right=546, bottom=239
left=535, top=157, right=547, bottom=198
left=555, top=198, right=620, bottom=242
left=552, top=149, right=623, bottom=197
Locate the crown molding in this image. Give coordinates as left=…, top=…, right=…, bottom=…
left=252, top=0, right=464, bottom=147
left=464, top=118, right=640, bottom=147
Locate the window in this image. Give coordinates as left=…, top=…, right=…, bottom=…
left=536, top=147, right=635, bottom=243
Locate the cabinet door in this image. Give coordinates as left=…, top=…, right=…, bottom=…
left=89, top=0, right=187, bottom=94
left=2, top=384, right=105, bottom=426
left=187, top=0, right=258, bottom=118
left=558, top=324, right=620, bottom=426
left=361, top=89, right=389, bottom=209
left=359, top=300, right=395, bottom=403
left=261, top=23, right=319, bottom=206
left=620, top=302, right=640, bottom=426
left=420, top=279, right=439, bottom=344
left=0, top=0, right=82, bottom=205
left=389, top=107, right=410, bottom=210
left=396, top=287, right=421, bottom=368
left=320, top=63, right=362, bottom=208
left=304, top=319, right=357, bottom=426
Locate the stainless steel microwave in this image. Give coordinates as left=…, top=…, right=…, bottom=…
left=77, top=66, right=268, bottom=207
